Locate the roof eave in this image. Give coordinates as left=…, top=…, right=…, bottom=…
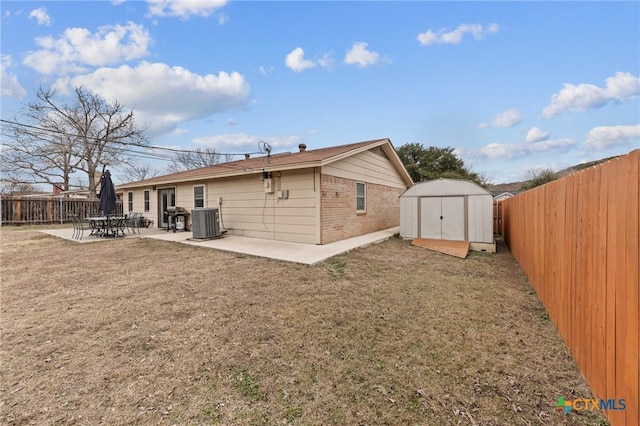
left=117, top=160, right=324, bottom=190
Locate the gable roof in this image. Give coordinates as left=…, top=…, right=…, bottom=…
left=118, top=138, right=413, bottom=189
left=400, top=178, right=491, bottom=197
left=492, top=191, right=517, bottom=199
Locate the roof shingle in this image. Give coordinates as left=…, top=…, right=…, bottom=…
left=119, top=138, right=407, bottom=188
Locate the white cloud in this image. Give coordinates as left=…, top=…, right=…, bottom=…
left=417, top=23, right=499, bottom=46
left=167, top=128, right=189, bottom=137
left=525, top=127, right=550, bottom=143
left=478, top=138, right=574, bottom=159
left=542, top=72, right=640, bottom=118
left=479, top=108, right=522, bottom=128
left=29, top=7, right=51, bottom=26
left=478, top=143, right=523, bottom=159
left=54, top=62, right=250, bottom=135
left=285, top=48, right=333, bottom=73
left=218, top=13, right=229, bottom=25
left=146, top=0, right=227, bottom=19
left=1, top=55, right=27, bottom=98
left=193, top=133, right=302, bottom=153
left=23, top=22, right=152, bottom=75
left=317, top=52, right=334, bottom=69
left=584, top=125, right=640, bottom=150
left=285, top=47, right=316, bottom=72
left=111, top=0, right=127, bottom=5
left=344, top=42, right=384, bottom=67
left=257, top=65, right=274, bottom=76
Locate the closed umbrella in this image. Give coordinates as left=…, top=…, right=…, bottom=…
left=98, top=170, right=117, bottom=215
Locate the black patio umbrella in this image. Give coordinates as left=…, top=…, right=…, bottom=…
left=98, top=170, right=117, bottom=215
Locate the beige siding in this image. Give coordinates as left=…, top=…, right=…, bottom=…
left=204, top=169, right=318, bottom=244
left=120, top=170, right=318, bottom=243
left=120, top=188, right=158, bottom=226
left=321, top=149, right=406, bottom=189
left=124, top=189, right=148, bottom=214
left=175, top=181, right=209, bottom=209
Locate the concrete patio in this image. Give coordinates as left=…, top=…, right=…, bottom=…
left=40, top=226, right=400, bottom=265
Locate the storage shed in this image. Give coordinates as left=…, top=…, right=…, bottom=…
left=400, top=178, right=495, bottom=251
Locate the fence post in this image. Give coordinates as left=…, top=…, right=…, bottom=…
left=59, top=196, right=63, bottom=223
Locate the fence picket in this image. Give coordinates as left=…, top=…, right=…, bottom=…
left=0, top=197, right=123, bottom=225
left=502, top=150, right=639, bottom=426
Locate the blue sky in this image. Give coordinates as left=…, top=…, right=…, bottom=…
left=1, top=0, right=639, bottom=184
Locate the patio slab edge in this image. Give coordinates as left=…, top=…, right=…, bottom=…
left=141, top=227, right=400, bottom=265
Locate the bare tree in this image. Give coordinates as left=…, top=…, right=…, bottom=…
left=166, top=146, right=229, bottom=173
left=475, top=172, right=494, bottom=188
left=1, top=86, right=148, bottom=198
left=521, top=168, right=557, bottom=190
left=0, top=180, right=41, bottom=195
left=122, top=161, right=160, bottom=182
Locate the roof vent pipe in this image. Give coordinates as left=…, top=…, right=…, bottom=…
left=298, top=143, right=307, bottom=152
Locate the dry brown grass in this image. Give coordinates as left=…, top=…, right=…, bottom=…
left=1, top=227, right=606, bottom=425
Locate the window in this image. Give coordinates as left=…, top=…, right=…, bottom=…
left=143, top=190, right=150, bottom=212
left=356, top=182, right=366, bottom=212
left=127, top=192, right=133, bottom=212
left=194, top=185, right=205, bottom=208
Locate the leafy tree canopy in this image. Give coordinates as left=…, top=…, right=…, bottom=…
left=396, top=143, right=489, bottom=186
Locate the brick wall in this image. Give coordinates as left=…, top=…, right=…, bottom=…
left=320, top=174, right=404, bottom=244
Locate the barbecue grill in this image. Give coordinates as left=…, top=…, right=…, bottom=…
left=165, top=206, right=190, bottom=232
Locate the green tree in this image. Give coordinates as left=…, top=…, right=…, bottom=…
left=396, top=143, right=487, bottom=185
left=520, top=168, right=558, bottom=190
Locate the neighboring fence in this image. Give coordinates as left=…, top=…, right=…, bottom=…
left=493, top=200, right=502, bottom=235
left=0, top=197, right=124, bottom=225
left=502, top=150, right=638, bottom=426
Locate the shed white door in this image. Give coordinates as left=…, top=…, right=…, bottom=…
left=419, top=196, right=465, bottom=241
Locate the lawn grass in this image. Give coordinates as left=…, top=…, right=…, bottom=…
left=0, top=226, right=606, bottom=425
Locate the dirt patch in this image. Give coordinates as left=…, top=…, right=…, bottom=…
left=0, top=227, right=606, bottom=425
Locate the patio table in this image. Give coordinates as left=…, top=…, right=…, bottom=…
left=86, top=216, right=127, bottom=238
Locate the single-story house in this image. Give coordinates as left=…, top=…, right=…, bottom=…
left=117, top=138, right=413, bottom=244
left=492, top=191, right=517, bottom=202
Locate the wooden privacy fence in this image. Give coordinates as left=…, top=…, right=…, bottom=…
left=502, top=150, right=638, bottom=426
left=0, top=197, right=123, bottom=225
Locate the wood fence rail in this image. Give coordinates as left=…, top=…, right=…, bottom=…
left=502, top=149, right=638, bottom=426
left=0, top=197, right=123, bottom=225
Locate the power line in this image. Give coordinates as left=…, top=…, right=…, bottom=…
left=0, top=118, right=266, bottom=157
left=1, top=117, right=291, bottom=180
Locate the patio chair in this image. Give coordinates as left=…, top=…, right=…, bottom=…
left=126, top=212, right=143, bottom=234
left=115, top=216, right=128, bottom=237
left=69, top=214, right=92, bottom=240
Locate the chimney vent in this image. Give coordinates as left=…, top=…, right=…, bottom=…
left=298, top=143, right=307, bottom=152
left=244, top=153, right=250, bottom=159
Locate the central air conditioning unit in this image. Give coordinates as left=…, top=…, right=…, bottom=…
left=263, top=178, right=274, bottom=193
left=191, top=208, right=221, bottom=239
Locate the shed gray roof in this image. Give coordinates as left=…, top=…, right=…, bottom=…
left=400, top=178, right=491, bottom=197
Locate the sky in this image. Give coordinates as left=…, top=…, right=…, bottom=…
left=1, top=0, right=639, bottom=184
